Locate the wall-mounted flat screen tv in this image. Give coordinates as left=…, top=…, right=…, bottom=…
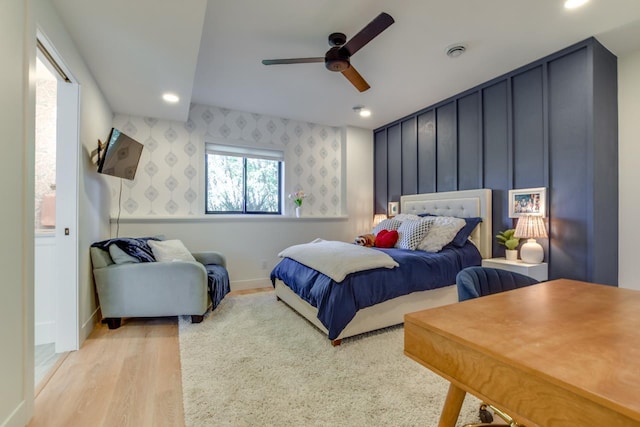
left=97, top=128, right=143, bottom=180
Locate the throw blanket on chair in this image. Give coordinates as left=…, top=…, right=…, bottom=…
left=206, top=264, right=230, bottom=309
left=278, top=239, right=398, bottom=282
left=91, top=237, right=160, bottom=262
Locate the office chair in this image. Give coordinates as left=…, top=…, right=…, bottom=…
left=456, top=266, right=540, bottom=427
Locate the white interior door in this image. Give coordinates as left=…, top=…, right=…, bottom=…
left=37, top=31, right=80, bottom=353
left=54, top=78, right=79, bottom=352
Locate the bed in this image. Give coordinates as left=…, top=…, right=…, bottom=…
left=271, top=189, right=492, bottom=345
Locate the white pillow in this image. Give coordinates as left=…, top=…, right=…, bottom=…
left=393, top=213, right=422, bottom=222
left=395, top=219, right=433, bottom=250
left=372, top=218, right=402, bottom=235
left=417, top=216, right=466, bottom=252
left=148, top=239, right=196, bottom=262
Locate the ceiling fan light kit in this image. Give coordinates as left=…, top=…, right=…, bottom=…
left=262, top=12, right=395, bottom=92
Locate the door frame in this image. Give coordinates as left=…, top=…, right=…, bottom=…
left=36, top=30, right=79, bottom=352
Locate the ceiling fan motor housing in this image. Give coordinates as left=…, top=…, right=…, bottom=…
left=328, top=32, right=347, bottom=46
left=325, top=46, right=350, bottom=71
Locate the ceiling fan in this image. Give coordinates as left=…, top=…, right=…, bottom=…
left=261, top=12, right=394, bottom=92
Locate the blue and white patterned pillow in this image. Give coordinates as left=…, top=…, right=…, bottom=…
left=372, top=218, right=402, bottom=235
left=395, top=219, right=434, bottom=250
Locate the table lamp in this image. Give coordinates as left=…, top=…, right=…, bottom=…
left=514, top=215, right=548, bottom=263
left=373, top=213, right=387, bottom=228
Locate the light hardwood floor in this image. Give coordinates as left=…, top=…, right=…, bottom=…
left=29, top=288, right=272, bottom=427
left=29, top=317, right=184, bottom=427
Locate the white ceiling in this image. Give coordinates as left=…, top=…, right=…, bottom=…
left=52, top=0, right=640, bottom=130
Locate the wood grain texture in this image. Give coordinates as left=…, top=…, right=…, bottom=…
left=29, top=288, right=272, bottom=427
left=405, top=279, right=640, bottom=427
left=440, top=384, right=466, bottom=427
left=29, top=318, right=184, bottom=427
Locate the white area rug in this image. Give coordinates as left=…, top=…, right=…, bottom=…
left=179, top=292, right=481, bottom=427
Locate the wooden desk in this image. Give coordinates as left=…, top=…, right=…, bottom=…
left=404, top=279, right=640, bottom=427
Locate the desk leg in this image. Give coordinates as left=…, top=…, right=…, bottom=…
left=438, top=383, right=466, bottom=427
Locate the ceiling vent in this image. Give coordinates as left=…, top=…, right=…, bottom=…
left=445, top=44, right=466, bottom=58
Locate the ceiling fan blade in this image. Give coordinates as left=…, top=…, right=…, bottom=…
left=341, top=12, right=394, bottom=57
left=341, top=65, right=370, bottom=92
left=262, top=57, right=324, bottom=65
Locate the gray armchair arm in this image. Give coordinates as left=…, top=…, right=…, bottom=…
left=192, top=251, right=226, bottom=268
left=94, top=260, right=208, bottom=282
left=93, top=260, right=208, bottom=318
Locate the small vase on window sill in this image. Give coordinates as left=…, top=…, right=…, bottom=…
left=295, top=206, right=301, bottom=218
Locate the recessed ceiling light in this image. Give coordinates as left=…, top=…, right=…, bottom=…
left=162, top=93, right=179, bottom=103
left=564, top=0, right=589, bottom=9
left=353, top=105, right=371, bottom=117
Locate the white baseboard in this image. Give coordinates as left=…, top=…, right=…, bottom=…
left=1, top=400, right=26, bottom=427
left=79, top=307, right=100, bottom=346
left=230, top=278, right=273, bottom=292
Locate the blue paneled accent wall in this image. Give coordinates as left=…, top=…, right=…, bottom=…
left=374, top=38, right=618, bottom=285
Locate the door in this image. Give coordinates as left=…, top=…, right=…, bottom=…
left=54, top=77, right=79, bottom=352
left=36, top=33, right=79, bottom=355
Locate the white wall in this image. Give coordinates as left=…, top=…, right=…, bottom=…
left=35, top=0, right=114, bottom=343
left=0, top=1, right=113, bottom=424
left=1, top=1, right=35, bottom=425
left=114, top=125, right=373, bottom=291
left=618, top=48, right=640, bottom=290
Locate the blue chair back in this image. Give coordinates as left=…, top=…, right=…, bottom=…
left=456, top=266, right=540, bottom=302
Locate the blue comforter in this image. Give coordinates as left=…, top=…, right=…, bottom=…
left=270, top=242, right=481, bottom=339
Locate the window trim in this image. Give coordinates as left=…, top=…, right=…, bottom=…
left=205, top=143, right=283, bottom=215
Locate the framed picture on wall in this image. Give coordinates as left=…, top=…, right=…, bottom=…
left=508, top=187, right=546, bottom=218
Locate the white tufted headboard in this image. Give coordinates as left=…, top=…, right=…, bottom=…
left=400, top=189, right=492, bottom=258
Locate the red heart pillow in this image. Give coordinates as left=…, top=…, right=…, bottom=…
left=375, top=229, right=399, bottom=248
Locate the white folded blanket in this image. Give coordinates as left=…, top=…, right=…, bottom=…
left=278, top=239, right=399, bottom=282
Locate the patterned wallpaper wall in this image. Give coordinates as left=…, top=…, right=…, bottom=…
left=111, top=104, right=343, bottom=217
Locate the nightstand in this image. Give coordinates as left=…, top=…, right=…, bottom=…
left=481, top=258, right=548, bottom=281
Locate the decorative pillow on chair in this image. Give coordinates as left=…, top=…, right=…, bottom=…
left=395, top=219, right=433, bottom=250
left=374, top=229, right=399, bottom=248
left=148, top=239, right=196, bottom=262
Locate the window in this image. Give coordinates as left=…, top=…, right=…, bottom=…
left=205, top=143, right=283, bottom=214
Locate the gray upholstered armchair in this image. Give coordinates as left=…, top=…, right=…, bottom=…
left=90, top=246, right=227, bottom=329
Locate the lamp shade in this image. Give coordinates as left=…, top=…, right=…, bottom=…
left=514, top=215, right=547, bottom=264
left=373, top=213, right=387, bottom=227
left=513, top=215, right=548, bottom=239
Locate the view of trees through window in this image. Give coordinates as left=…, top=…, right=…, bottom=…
left=206, top=153, right=281, bottom=214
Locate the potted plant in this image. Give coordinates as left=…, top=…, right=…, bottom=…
left=289, top=190, right=306, bottom=218
left=496, top=229, right=520, bottom=261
